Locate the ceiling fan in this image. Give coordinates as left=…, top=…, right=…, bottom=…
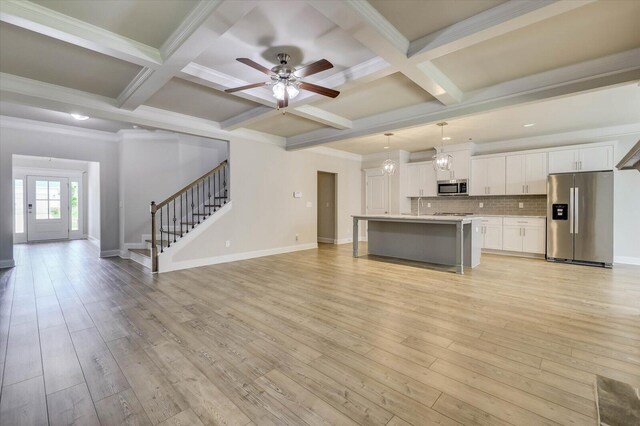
left=224, top=53, right=340, bottom=109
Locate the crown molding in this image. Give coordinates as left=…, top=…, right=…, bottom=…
left=0, top=115, right=119, bottom=141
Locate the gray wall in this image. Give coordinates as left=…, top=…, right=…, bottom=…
left=1, top=122, right=119, bottom=262
left=317, top=171, right=336, bottom=241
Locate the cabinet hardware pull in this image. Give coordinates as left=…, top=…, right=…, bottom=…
left=522, top=184, right=525, bottom=193
left=523, top=228, right=526, bottom=237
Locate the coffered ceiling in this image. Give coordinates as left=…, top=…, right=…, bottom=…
left=0, top=0, right=638, bottom=152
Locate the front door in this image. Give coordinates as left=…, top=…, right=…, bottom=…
left=27, top=176, right=69, bottom=241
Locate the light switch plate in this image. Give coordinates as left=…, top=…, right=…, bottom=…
left=306, top=201, right=312, bottom=208
left=293, top=191, right=302, bottom=198
left=479, top=202, right=483, bottom=208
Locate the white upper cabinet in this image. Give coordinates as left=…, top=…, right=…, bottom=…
left=436, top=150, right=470, bottom=181
left=505, top=152, right=547, bottom=195
left=470, top=156, right=505, bottom=196
left=548, top=145, right=613, bottom=174
left=406, top=162, right=436, bottom=197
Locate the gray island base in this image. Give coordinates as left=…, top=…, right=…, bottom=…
left=352, top=215, right=482, bottom=274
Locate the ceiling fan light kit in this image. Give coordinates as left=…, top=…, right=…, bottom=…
left=433, top=122, right=453, bottom=172
left=225, top=53, right=340, bottom=110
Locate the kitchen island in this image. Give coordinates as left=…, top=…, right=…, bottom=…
left=352, top=214, right=482, bottom=274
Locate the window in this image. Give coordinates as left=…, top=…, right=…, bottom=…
left=35, top=180, right=61, bottom=220
left=70, top=181, right=79, bottom=231
left=14, top=179, right=24, bottom=233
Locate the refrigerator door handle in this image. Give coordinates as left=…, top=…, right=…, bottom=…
left=569, top=187, right=574, bottom=234
left=575, top=187, right=579, bottom=235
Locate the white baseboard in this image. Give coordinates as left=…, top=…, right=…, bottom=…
left=0, top=259, right=16, bottom=269
left=159, top=242, right=318, bottom=273
left=482, top=249, right=545, bottom=259
left=614, top=256, right=640, bottom=266
left=100, top=250, right=120, bottom=258
left=336, top=237, right=354, bottom=244
left=317, top=237, right=337, bottom=244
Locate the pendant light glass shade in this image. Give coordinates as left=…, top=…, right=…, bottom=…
left=272, top=81, right=300, bottom=101
left=381, top=133, right=397, bottom=175
left=432, top=122, right=452, bottom=172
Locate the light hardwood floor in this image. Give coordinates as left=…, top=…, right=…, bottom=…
left=1, top=240, right=639, bottom=425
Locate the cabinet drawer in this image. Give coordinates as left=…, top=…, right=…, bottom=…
left=503, top=217, right=545, bottom=227
left=479, top=217, right=503, bottom=226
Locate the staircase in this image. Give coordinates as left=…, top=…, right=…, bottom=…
left=128, top=160, right=229, bottom=272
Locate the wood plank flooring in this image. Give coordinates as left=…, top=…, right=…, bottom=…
left=1, top=240, right=639, bottom=425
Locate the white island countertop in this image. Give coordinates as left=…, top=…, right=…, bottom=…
left=352, top=214, right=483, bottom=223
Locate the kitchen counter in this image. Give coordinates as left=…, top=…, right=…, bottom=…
left=352, top=214, right=482, bottom=274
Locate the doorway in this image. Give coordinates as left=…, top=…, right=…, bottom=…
left=317, top=171, right=337, bottom=244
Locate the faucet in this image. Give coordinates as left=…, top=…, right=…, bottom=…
left=417, top=197, right=422, bottom=216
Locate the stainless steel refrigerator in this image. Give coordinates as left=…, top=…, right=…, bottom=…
left=547, top=171, right=613, bottom=267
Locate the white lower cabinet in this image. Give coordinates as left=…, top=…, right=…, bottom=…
left=479, top=217, right=503, bottom=250
left=501, top=217, right=546, bottom=254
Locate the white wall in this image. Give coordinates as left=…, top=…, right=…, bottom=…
left=158, top=140, right=362, bottom=271
left=613, top=134, right=640, bottom=264
left=87, top=162, right=100, bottom=241
left=0, top=117, right=120, bottom=263
left=118, top=131, right=228, bottom=247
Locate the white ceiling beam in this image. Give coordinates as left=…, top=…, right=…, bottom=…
left=221, top=106, right=281, bottom=131
left=292, top=106, right=352, bottom=130
left=308, top=0, right=463, bottom=106
left=408, top=0, right=596, bottom=62
left=0, top=72, right=285, bottom=145
left=117, top=0, right=258, bottom=110
left=0, top=0, right=162, bottom=68
left=286, top=48, right=640, bottom=150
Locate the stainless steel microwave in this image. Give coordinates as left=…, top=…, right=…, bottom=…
left=437, top=179, right=468, bottom=196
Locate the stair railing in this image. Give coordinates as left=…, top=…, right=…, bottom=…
left=150, top=160, right=228, bottom=272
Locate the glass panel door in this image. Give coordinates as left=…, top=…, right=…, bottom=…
left=27, top=176, right=69, bottom=241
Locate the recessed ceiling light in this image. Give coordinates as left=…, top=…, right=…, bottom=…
left=383, top=146, right=389, bottom=149
left=523, top=123, right=535, bottom=127
left=442, top=136, right=451, bottom=141
left=70, top=113, right=89, bottom=121
left=132, top=125, right=139, bottom=129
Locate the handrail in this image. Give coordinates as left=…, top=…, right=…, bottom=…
left=154, top=160, right=228, bottom=210
left=149, top=159, right=229, bottom=272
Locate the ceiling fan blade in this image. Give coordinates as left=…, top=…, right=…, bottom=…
left=224, top=82, right=269, bottom=93
left=295, top=59, right=333, bottom=78
left=299, top=82, right=340, bottom=98
left=236, top=58, right=275, bottom=76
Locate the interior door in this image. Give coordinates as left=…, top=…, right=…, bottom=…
left=573, top=171, right=613, bottom=264
left=366, top=169, right=388, bottom=215
left=27, top=176, right=69, bottom=241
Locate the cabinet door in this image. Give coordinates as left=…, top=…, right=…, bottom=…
left=452, top=150, right=470, bottom=180
left=421, top=164, right=437, bottom=197
left=579, top=145, right=613, bottom=172
left=502, top=226, right=523, bottom=252
left=522, top=226, right=545, bottom=254
left=484, top=225, right=503, bottom=250
left=470, top=158, right=487, bottom=196
left=548, top=149, right=577, bottom=174
left=406, top=164, right=422, bottom=197
left=486, top=156, right=506, bottom=195
left=524, top=152, right=548, bottom=194
left=505, top=155, right=526, bottom=195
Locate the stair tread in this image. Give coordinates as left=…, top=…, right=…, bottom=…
left=145, top=239, right=169, bottom=246
left=129, top=248, right=151, bottom=258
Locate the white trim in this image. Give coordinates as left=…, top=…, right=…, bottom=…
left=336, top=237, right=353, bottom=245
left=0, top=259, right=16, bottom=269
left=0, top=115, right=118, bottom=141
left=159, top=243, right=318, bottom=273
left=482, top=249, right=545, bottom=259
left=100, top=249, right=120, bottom=257
left=307, top=146, right=362, bottom=162
left=614, top=256, right=640, bottom=266
left=317, top=237, right=337, bottom=244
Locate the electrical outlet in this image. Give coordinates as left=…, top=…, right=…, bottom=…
left=306, top=201, right=312, bottom=208
left=519, top=202, right=524, bottom=209
left=479, top=202, right=483, bottom=208
left=427, top=202, right=431, bottom=208
left=225, top=240, right=231, bottom=247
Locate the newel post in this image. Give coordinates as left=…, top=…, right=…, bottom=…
left=150, top=201, right=158, bottom=273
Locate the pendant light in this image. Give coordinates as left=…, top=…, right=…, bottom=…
left=381, top=133, right=397, bottom=175
left=433, top=122, right=452, bottom=172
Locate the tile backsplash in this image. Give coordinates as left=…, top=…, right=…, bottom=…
left=410, top=195, right=547, bottom=216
